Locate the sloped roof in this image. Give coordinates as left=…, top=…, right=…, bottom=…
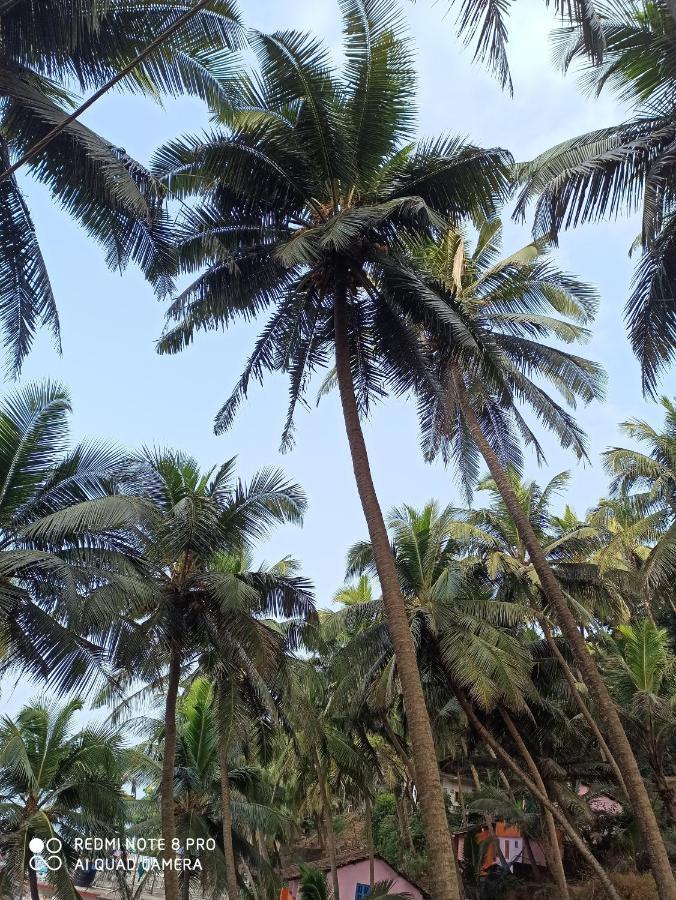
left=278, top=851, right=428, bottom=896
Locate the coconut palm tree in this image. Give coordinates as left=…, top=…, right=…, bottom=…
left=601, top=620, right=676, bottom=822
left=516, top=0, right=676, bottom=395
left=201, top=551, right=315, bottom=900
left=275, top=661, right=372, bottom=900
left=0, top=697, right=127, bottom=900
left=0, top=379, right=142, bottom=695
left=131, top=677, right=288, bottom=900
left=152, top=5, right=511, bottom=894
left=0, top=0, right=243, bottom=373
left=105, top=450, right=310, bottom=900
left=388, top=223, right=676, bottom=897
left=602, top=396, right=676, bottom=607
left=340, top=501, right=533, bottom=714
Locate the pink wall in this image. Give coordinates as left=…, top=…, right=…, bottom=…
left=286, top=858, right=423, bottom=900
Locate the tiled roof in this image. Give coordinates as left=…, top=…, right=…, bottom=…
left=278, top=849, right=373, bottom=880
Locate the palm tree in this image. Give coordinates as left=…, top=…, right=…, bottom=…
left=0, top=0, right=243, bottom=373
left=107, top=450, right=309, bottom=900
left=515, top=0, right=676, bottom=394
left=202, top=551, right=316, bottom=900
left=132, top=677, right=288, bottom=900
left=601, top=620, right=676, bottom=823
left=152, top=5, right=511, bottom=895
left=0, top=698, right=127, bottom=900
left=275, top=661, right=372, bottom=900
left=0, top=379, right=140, bottom=695
left=340, top=501, right=533, bottom=714
left=602, top=396, right=676, bottom=607
left=392, top=223, right=676, bottom=897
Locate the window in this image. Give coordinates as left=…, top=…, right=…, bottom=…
left=355, top=883, right=370, bottom=900
left=504, top=840, right=510, bottom=858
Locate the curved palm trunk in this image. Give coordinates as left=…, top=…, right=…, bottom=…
left=452, top=687, right=621, bottom=900
left=316, top=756, right=340, bottom=900
left=498, top=709, right=569, bottom=900
left=334, top=287, right=462, bottom=900
left=217, top=682, right=239, bottom=900
left=451, top=372, right=676, bottom=900
left=161, top=642, right=182, bottom=900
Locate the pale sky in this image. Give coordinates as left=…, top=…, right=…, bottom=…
left=3, top=0, right=672, bottom=713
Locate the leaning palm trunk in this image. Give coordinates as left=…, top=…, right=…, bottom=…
left=161, top=643, right=182, bottom=900
left=452, top=687, right=621, bottom=900
left=334, top=287, right=462, bottom=900
left=451, top=371, right=676, bottom=900
left=217, top=683, right=239, bottom=900
left=498, top=709, right=569, bottom=900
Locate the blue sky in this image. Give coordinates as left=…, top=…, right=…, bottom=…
left=2, top=0, right=671, bottom=711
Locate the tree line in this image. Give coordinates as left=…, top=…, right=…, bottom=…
left=1, top=1, right=676, bottom=900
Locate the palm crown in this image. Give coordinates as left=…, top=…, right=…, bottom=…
left=0, top=698, right=127, bottom=899
left=387, top=222, right=605, bottom=497
left=516, top=0, right=676, bottom=394
left=153, top=0, right=512, bottom=446
left=0, top=380, right=140, bottom=694
left=0, top=0, right=243, bottom=373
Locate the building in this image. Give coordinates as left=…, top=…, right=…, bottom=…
left=455, top=821, right=561, bottom=873
left=279, top=850, right=426, bottom=900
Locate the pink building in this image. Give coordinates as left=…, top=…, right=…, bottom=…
left=280, top=850, right=426, bottom=900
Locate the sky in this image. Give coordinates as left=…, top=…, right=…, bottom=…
left=2, top=0, right=673, bottom=712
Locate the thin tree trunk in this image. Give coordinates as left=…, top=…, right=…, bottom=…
left=316, top=755, right=340, bottom=900
left=498, top=708, right=569, bottom=900
left=217, top=681, right=239, bottom=900
left=451, top=371, right=676, bottom=900
left=28, top=865, right=40, bottom=900
left=365, top=795, right=375, bottom=889
left=335, top=284, right=461, bottom=900
left=523, top=834, right=543, bottom=882
left=395, top=787, right=415, bottom=852
left=162, top=641, right=182, bottom=900
left=457, top=769, right=466, bottom=826
left=382, top=715, right=416, bottom=783
left=537, top=605, right=628, bottom=801
left=452, top=686, right=621, bottom=900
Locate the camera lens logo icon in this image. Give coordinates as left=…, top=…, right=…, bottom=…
left=29, top=837, right=63, bottom=871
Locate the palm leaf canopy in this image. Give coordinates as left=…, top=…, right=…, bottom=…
left=153, top=0, right=512, bottom=448
left=105, top=449, right=315, bottom=700
left=516, top=0, right=676, bottom=394
left=334, top=501, right=534, bottom=714
left=0, top=380, right=145, bottom=695
left=0, top=697, right=127, bottom=899
left=381, top=222, right=605, bottom=500
left=0, top=0, right=244, bottom=373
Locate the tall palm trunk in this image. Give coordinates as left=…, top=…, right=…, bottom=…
left=217, top=682, right=239, bottom=900
left=334, top=284, right=461, bottom=900
left=161, top=641, right=182, bottom=900
left=452, top=687, right=621, bottom=900
left=316, top=755, right=340, bottom=900
left=451, top=371, right=676, bottom=900
left=498, top=709, right=569, bottom=900
left=28, top=864, right=40, bottom=900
